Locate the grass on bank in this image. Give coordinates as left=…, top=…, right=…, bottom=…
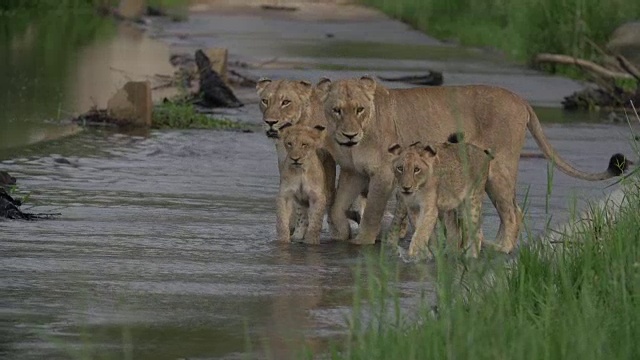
left=152, top=101, right=250, bottom=130
left=313, top=117, right=640, bottom=359
left=360, top=0, right=640, bottom=68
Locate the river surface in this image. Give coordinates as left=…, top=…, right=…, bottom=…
left=1, top=4, right=638, bottom=360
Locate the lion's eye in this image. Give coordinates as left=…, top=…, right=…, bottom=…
left=414, top=167, right=421, bottom=174
left=396, top=165, right=403, bottom=173
left=261, top=99, right=268, bottom=106
left=356, top=106, right=365, bottom=114
left=332, top=107, right=341, bottom=115
left=286, top=142, right=293, bottom=147
left=302, top=143, right=308, bottom=149
left=282, top=99, right=291, bottom=106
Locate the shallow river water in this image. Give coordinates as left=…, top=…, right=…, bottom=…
left=1, top=5, right=639, bottom=360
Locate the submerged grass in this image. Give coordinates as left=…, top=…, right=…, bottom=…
left=318, top=113, right=640, bottom=359
left=360, top=0, right=640, bottom=67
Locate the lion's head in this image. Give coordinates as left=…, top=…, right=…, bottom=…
left=256, top=78, right=314, bottom=139
left=388, top=142, right=438, bottom=195
left=316, top=76, right=384, bottom=147
left=280, top=124, right=327, bottom=169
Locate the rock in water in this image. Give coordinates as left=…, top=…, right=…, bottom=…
left=0, top=171, right=16, bottom=187
left=607, top=22, right=640, bottom=70
left=195, top=49, right=243, bottom=108
left=106, top=81, right=153, bottom=127
left=0, top=171, right=60, bottom=220
left=0, top=188, right=58, bottom=220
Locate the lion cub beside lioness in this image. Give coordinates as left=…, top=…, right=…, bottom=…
left=276, top=124, right=330, bottom=244
left=388, top=134, right=494, bottom=258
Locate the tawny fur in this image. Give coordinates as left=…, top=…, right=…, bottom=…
left=388, top=141, right=493, bottom=258
left=316, top=76, right=626, bottom=251
left=275, top=125, right=329, bottom=244
left=256, top=78, right=366, bottom=234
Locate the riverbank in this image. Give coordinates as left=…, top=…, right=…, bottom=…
left=360, top=0, right=640, bottom=65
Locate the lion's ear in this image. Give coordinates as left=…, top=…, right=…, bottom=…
left=424, top=145, right=437, bottom=156
left=297, top=80, right=313, bottom=98
left=388, top=143, right=402, bottom=155
left=315, top=77, right=332, bottom=101
left=359, top=75, right=377, bottom=98
left=256, top=78, right=272, bottom=95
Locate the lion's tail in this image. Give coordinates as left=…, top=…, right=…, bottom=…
left=526, top=104, right=630, bottom=181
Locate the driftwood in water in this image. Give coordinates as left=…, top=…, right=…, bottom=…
left=1, top=170, right=60, bottom=220
left=534, top=53, right=640, bottom=110
left=378, top=72, right=444, bottom=86
left=562, top=87, right=640, bottom=111
left=260, top=4, right=298, bottom=11
left=195, top=50, right=243, bottom=108
left=534, top=53, right=636, bottom=81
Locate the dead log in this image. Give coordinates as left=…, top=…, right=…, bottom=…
left=534, top=53, right=635, bottom=80
left=378, top=72, right=444, bottom=86
left=194, top=50, right=243, bottom=108
left=0, top=188, right=60, bottom=220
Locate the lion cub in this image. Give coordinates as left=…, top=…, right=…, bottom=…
left=276, top=124, right=329, bottom=244
left=388, top=135, right=494, bottom=258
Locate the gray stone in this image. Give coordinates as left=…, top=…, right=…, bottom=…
left=607, top=21, right=640, bottom=68
left=107, top=81, right=152, bottom=127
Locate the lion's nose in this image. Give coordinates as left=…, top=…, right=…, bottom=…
left=342, top=132, right=358, bottom=139
left=402, top=185, right=412, bottom=192
left=290, top=156, right=301, bottom=162
left=265, top=120, right=278, bottom=127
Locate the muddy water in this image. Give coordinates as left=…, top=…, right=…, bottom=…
left=2, top=6, right=639, bottom=360
left=0, top=129, right=438, bottom=359
left=1, top=121, right=636, bottom=359
left=0, top=17, right=175, bottom=151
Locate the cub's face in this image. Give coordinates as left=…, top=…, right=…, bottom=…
left=280, top=125, right=326, bottom=169
left=256, top=79, right=313, bottom=139
left=388, top=142, right=437, bottom=195
left=316, top=77, right=377, bottom=148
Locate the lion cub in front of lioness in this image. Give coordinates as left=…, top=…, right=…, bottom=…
left=388, top=135, right=494, bottom=258
left=276, top=124, right=329, bottom=244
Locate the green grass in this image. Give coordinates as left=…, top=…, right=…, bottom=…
left=316, top=112, right=640, bottom=360
left=320, top=184, right=640, bottom=360
left=360, top=0, right=640, bottom=66
left=152, top=101, right=251, bottom=130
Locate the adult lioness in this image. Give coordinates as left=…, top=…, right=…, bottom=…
left=276, top=124, right=330, bottom=244
left=316, top=76, right=629, bottom=251
left=388, top=137, right=494, bottom=258
left=256, top=79, right=334, bottom=237
left=256, top=78, right=366, bottom=227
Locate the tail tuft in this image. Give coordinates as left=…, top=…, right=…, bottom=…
left=607, top=153, right=632, bottom=176
left=447, top=132, right=464, bottom=144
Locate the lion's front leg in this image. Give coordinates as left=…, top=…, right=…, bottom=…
left=351, top=175, right=394, bottom=245
left=276, top=194, right=294, bottom=243
left=384, top=192, right=408, bottom=245
left=290, top=203, right=308, bottom=241
left=330, top=169, right=367, bottom=241
left=462, top=189, right=486, bottom=258
left=304, top=194, right=327, bottom=245
left=408, top=195, right=438, bottom=258
left=441, top=210, right=461, bottom=249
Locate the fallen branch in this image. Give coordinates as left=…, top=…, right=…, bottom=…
left=615, top=55, right=640, bottom=82
left=534, top=53, right=635, bottom=80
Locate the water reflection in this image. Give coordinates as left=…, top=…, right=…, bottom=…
left=0, top=12, right=175, bottom=152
